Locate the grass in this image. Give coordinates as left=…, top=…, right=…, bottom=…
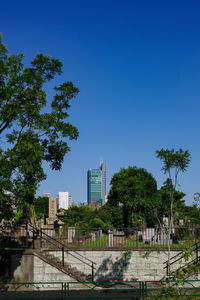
left=145, top=290, right=200, bottom=299
left=44, top=231, right=196, bottom=249
left=77, top=234, right=109, bottom=248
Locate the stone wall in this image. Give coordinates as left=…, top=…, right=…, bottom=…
left=47, top=249, right=200, bottom=281
left=4, top=249, right=200, bottom=287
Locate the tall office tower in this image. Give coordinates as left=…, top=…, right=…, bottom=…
left=87, top=169, right=102, bottom=206
left=57, top=192, right=70, bottom=210
left=87, top=162, right=106, bottom=207
left=100, top=162, right=106, bottom=205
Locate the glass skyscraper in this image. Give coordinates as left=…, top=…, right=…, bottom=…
left=87, top=163, right=106, bottom=207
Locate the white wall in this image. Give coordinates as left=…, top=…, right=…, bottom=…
left=58, top=192, right=69, bottom=210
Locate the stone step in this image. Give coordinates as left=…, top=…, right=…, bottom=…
left=34, top=250, right=90, bottom=283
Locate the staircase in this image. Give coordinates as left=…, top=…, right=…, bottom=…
left=34, top=249, right=89, bottom=282
left=163, top=240, right=200, bottom=280
left=29, top=224, right=96, bottom=283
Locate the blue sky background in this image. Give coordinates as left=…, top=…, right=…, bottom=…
left=1, top=0, right=200, bottom=205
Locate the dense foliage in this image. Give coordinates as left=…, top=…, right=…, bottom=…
left=107, top=166, right=158, bottom=228
left=61, top=205, right=105, bottom=228
left=0, top=36, right=79, bottom=221
left=34, top=196, right=49, bottom=220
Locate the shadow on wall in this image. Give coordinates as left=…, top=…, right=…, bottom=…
left=0, top=249, right=22, bottom=282
left=95, top=251, right=137, bottom=282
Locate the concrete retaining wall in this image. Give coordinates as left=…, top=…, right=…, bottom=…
left=47, top=249, right=200, bottom=281
left=5, top=249, right=200, bottom=287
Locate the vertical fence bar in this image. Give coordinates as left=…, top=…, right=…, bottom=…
left=142, top=281, right=145, bottom=300
left=62, top=246, right=64, bottom=266
left=78, top=229, right=80, bottom=248
left=25, top=223, right=28, bottom=248
left=61, top=282, right=63, bottom=299
left=32, top=229, right=35, bottom=249
left=139, top=281, right=141, bottom=299
left=67, top=282, right=69, bottom=299
left=40, top=228, right=42, bottom=248
left=166, top=262, right=169, bottom=277
left=136, top=229, right=138, bottom=248
left=92, top=263, right=94, bottom=282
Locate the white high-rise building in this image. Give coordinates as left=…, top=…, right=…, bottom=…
left=57, top=192, right=70, bottom=210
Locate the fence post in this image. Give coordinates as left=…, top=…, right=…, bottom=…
left=108, top=229, right=113, bottom=247
left=62, top=246, right=64, bottom=267
left=92, top=263, right=94, bottom=282
left=78, top=229, right=80, bottom=247
left=25, top=223, right=28, bottom=248
left=40, top=228, right=42, bottom=248
left=32, top=229, right=35, bottom=249
left=136, top=229, right=138, bottom=248
left=141, top=281, right=145, bottom=300
left=166, top=262, right=169, bottom=277
left=67, top=282, right=69, bottom=298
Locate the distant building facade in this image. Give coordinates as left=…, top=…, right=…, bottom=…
left=87, top=162, right=106, bottom=207
left=100, top=162, right=106, bottom=205
left=44, top=192, right=51, bottom=198
left=57, top=192, right=71, bottom=210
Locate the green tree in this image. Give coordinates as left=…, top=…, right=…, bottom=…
left=157, top=186, right=186, bottom=224
left=156, top=148, right=190, bottom=228
left=108, top=166, right=158, bottom=228
left=61, top=205, right=105, bottom=229
left=34, top=196, right=49, bottom=220
left=156, top=148, right=191, bottom=272
left=181, top=193, right=200, bottom=226
left=0, top=36, right=79, bottom=221
left=98, top=202, right=124, bottom=228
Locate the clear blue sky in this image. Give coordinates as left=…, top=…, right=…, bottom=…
left=1, top=0, right=200, bottom=205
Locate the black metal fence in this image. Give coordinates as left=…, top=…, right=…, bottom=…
left=0, top=225, right=200, bottom=249
left=40, top=226, right=200, bottom=249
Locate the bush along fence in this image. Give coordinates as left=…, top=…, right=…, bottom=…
left=1, top=280, right=200, bottom=299
left=0, top=224, right=200, bottom=249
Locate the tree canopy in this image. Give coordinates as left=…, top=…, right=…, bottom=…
left=61, top=205, right=105, bottom=229
left=108, top=166, right=158, bottom=228
left=156, top=148, right=191, bottom=225
left=0, top=36, right=79, bottom=221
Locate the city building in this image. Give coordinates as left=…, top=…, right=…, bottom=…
left=87, top=162, right=106, bottom=207
left=44, top=192, right=51, bottom=198
left=100, top=162, right=106, bottom=205
left=57, top=192, right=71, bottom=210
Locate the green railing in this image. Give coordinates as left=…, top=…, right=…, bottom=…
left=0, top=281, right=65, bottom=299
left=1, top=280, right=200, bottom=299
left=66, top=280, right=141, bottom=299
left=143, top=280, right=200, bottom=299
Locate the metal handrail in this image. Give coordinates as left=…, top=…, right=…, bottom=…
left=40, top=233, right=95, bottom=269
left=163, top=240, right=200, bottom=277
left=29, top=223, right=96, bottom=281
left=163, top=240, right=200, bottom=267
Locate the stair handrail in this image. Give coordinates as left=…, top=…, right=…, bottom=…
left=163, top=240, right=200, bottom=276
left=170, top=256, right=200, bottom=278
left=29, top=223, right=96, bottom=268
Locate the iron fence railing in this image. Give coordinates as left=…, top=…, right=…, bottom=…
left=1, top=225, right=200, bottom=249
left=0, top=281, right=65, bottom=299
left=40, top=226, right=200, bottom=249
left=1, top=280, right=200, bottom=299
left=28, top=223, right=96, bottom=282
